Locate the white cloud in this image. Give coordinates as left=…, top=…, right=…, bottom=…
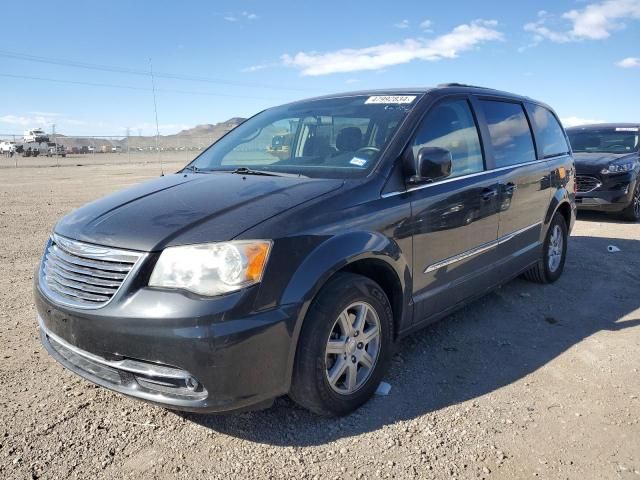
left=27, top=111, right=63, bottom=117
left=241, top=62, right=279, bottom=73
left=616, top=56, right=640, bottom=67
left=242, top=64, right=268, bottom=73
left=223, top=16, right=237, bottom=22
left=0, top=114, right=98, bottom=133
left=560, top=116, right=606, bottom=127
left=419, top=19, right=433, bottom=31
left=242, top=11, right=258, bottom=20
left=524, top=0, right=640, bottom=44
left=393, top=19, right=410, bottom=29
left=282, top=20, right=503, bottom=76
left=0, top=115, right=31, bottom=126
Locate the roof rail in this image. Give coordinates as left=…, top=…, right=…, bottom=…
left=437, top=83, right=493, bottom=89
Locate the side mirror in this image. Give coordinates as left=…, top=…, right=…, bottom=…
left=404, top=146, right=452, bottom=184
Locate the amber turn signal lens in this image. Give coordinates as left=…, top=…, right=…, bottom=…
left=245, top=242, right=271, bottom=281
left=557, top=167, right=566, bottom=179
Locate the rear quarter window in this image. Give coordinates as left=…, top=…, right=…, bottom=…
left=479, top=100, right=536, bottom=168
left=527, top=104, right=570, bottom=158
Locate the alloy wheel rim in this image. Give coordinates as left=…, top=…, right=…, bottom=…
left=325, top=302, right=381, bottom=395
left=548, top=225, right=563, bottom=272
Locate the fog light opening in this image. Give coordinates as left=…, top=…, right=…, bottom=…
left=185, top=376, right=199, bottom=391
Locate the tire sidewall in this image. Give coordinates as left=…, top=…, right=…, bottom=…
left=625, top=181, right=640, bottom=221
left=297, top=274, right=393, bottom=416
left=542, top=213, right=568, bottom=282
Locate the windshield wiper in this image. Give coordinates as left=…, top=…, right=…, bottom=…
left=229, top=167, right=281, bottom=176
left=185, top=166, right=306, bottom=177
left=229, top=167, right=306, bottom=178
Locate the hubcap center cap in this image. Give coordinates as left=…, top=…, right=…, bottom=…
left=346, top=338, right=357, bottom=355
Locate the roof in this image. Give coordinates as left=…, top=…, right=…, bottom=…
left=566, top=123, right=640, bottom=131
left=284, top=83, right=542, bottom=107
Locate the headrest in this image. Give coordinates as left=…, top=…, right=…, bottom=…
left=336, top=127, right=362, bottom=151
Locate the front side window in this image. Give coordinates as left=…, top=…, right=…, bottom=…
left=411, top=99, right=484, bottom=179
left=189, top=95, right=421, bottom=178
left=480, top=100, right=536, bottom=168
left=567, top=128, right=639, bottom=154
left=527, top=104, right=570, bottom=158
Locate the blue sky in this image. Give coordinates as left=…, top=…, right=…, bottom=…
left=0, top=0, right=638, bottom=136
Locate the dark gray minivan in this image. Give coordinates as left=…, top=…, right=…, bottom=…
left=35, top=85, right=576, bottom=416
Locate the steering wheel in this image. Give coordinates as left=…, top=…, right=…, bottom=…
left=355, top=146, right=380, bottom=157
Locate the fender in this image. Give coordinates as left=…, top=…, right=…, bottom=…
left=280, top=231, right=412, bottom=387
left=542, top=186, right=576, bottom=241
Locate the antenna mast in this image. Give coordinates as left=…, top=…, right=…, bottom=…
left=149, top=58, right=163, bottom=176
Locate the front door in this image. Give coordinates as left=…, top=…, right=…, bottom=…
left=409, top=97, right=501, bottom=323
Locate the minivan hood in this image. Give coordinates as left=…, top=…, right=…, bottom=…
left=55, top=172, right=343, bottom=251
left=573, top=151, right=636, bottom=172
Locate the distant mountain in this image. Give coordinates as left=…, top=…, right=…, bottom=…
left=53, top=118, right=246, bottom=151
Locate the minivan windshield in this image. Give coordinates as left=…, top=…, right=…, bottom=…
left=187, top=94, right=421, bottom=178
left=568, top=128, right=639, bottom=154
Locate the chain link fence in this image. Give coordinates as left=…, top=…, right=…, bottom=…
left=0, top=133, right=217, bottom=169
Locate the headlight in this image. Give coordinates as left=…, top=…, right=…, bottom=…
left=149, top=240, right=272, bottom=296
left=600, top=162, right=634, bottom=174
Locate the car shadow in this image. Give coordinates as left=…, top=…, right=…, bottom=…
left=180, top=234, right=640, bottom=446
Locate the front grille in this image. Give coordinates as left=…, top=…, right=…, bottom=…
left=41, top=234, right=143, bottom=308
left=576, top=175, right=601, bottom=193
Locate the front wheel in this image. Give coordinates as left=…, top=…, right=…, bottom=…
left=289, top=273, right=393, bottom=416
left=523, top=213, right=568, bottom=284
left=620, top=182, right=640, bottom=222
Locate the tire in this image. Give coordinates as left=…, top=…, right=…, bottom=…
left=620, top=181, right=640, bottom=222
left=524, top=213, right=568, bottom=284
left=289, top=272, right=393, bottom=416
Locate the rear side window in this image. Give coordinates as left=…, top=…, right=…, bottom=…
left=412, top=99, right=484, bottom=179
left=527, top=104, right=570, bottom=158
left=479, top=100, right=536, bottom=168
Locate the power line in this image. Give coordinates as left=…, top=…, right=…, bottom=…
left=149, top=58, right=163, bottom=176
left=0, top=72, right=297, bottom=101
left=0, top=49, right=316, bottom=93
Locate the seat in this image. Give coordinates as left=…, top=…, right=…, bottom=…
left=302, top=134, right=333, bottom=158
left=336, top=127, right=363, bottom=152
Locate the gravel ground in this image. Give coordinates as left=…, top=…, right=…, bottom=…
left=1, top=163, right=639, bottom=480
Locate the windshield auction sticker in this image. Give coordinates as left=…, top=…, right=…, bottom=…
left=365, top=95, right=416, bottom=104
left=615, top=127, right=639, bottom=132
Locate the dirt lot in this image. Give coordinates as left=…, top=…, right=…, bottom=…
left=1, top=163, right=638, bottom=480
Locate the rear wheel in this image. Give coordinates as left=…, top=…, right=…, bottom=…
left=524, top=213, right=568, bottom=284
left=620, top=182, right=640, bottom=222
left=289, top=273, right=393, bottom=416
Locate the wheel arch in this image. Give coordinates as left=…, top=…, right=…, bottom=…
left=542, top=188, right=575, bottom=239
left=281, top=232, right=412, bottom=390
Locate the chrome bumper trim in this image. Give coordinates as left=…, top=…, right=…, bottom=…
left=38, top=315, right=191, bottom=380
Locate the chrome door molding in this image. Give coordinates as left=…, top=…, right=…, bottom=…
left=424, top=222, right=542, bottom=273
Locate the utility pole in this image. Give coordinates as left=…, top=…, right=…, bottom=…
left=52, top=124, right=59, bottom=167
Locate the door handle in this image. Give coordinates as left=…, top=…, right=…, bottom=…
left=481, top=187, right=498, bottom=200
left=504, top=182, right=518, bottom=194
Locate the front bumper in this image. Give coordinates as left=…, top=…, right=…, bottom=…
left=35, top=284, right=301, bottom=413
left=576, top=173, right=636, bottom=212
